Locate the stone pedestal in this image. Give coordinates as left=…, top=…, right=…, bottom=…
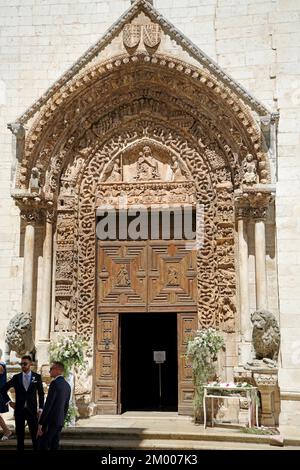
left=234, top=366, right=280, bottom=427
left=253, top=369, right=279, bottom=426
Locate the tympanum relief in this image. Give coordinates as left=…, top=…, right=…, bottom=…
left=101, top=144, right=187, bottom=184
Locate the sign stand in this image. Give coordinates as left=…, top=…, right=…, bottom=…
left=153, top=351, right=166, bottom=410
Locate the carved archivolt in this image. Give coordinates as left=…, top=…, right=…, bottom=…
left=16, top=54, right=270, bottom=195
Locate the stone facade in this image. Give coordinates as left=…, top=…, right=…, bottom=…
left=0, top=0, right=299, bottom=424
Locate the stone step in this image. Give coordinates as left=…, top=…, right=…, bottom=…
left=1, top=428, right=300, bottom=450
left=1, top=437, right=298, bottom=451
left=60, top=427, right=271, bottom=444
left=58, top=427, right=300, bottom=447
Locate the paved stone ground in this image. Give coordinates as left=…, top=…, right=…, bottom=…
left=2, top=411, right=300, bottom=449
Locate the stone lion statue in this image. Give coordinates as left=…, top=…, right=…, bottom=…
left=4, top=312, right=35, bottom=363
left=251, top=309, right=280, bottom=364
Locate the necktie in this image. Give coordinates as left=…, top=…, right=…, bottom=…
left=24, top=374, right=30, bottom=391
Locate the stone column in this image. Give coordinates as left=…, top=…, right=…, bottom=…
left=237, top=210, right=250, bottom=340
left=253, top=208, right=268, bottom=310
left=237, top=208, right=251, bottom=364
left=21, top=212, right=36, bottom=314
left=37, top=206, right=54, bottom=365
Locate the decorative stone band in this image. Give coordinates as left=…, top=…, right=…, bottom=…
left=253, top=372, right=278, bottom=387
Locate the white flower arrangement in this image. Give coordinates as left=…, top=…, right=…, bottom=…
left=186, top=328, right=225, bottom=421
left=49, top=335, right=87, bottom=376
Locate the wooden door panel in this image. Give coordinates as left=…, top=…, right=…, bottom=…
left=148, top=242, right=197, bottom=312
left=96, top=239, right=198, bottom=415
left=97, top=242, right=147, bottom=312
left=95, top=314, right=119, bottom=414
left=178, top=313, right=198, bottom=415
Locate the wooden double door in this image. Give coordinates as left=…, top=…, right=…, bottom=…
left=94, top=240, right=198, bottom=414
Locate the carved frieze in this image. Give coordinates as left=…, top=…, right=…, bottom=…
left=97, top=181, right=196, bottom=207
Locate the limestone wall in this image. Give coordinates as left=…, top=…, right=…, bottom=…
left=0, top=0, right=299, bottom=423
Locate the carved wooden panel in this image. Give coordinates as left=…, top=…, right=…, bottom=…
left=94, top=314, right=119, bottom=414
left=148, top=242, right=197, bottom=312
left=98, top=240, right=197, bottom=313
left=178, top=313, right=198, bottom=415
left=97, top=242, right=147, bottom=312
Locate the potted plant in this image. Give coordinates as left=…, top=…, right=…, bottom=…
left=186, top=327, right=225, bottom=422
left=49, top=335, right=87, bottom=426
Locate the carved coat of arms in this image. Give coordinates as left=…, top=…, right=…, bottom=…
left=143, top=23, right=161, bottom=48
left=123, top=22, right=161, bottom=49
left=123, top=24, right=141, bottom=48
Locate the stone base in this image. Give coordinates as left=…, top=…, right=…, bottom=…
left=234, top=365, right=280, bottom=427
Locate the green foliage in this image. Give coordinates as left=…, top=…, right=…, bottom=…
left=242, top=426, right=279, bottom=435
left=64, top=400, right=79, bottom=427
left=49, top=335, right=87, bottom=377
left=186, top=328, right=225, bottom=420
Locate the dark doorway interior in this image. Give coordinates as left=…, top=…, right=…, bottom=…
left=120, top=313, right=178, bottom=412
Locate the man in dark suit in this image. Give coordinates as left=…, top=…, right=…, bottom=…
left=0, top=354, right=44, bottom=450
left=37, top=361, right=71, bottom=450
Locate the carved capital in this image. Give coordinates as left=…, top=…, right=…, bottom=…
left=235, top=188, right=274, bottom=221
left=17, top=196, right=44, bottom=224
left=250, top=206, right=268, bottom=221
left=236, top=206, right=250, bottom=220
left=20, top=207, right=44, bottom=224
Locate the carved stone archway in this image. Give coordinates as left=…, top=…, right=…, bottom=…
left=9, top=6, right=276, bottom=414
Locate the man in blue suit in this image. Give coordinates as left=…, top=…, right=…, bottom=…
left=0, top=354, right=44, bottom=450
left=37, top=362, right=71, bottom=450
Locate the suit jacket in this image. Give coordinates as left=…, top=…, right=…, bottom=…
left=39, top=376, right=71, bottom=427
left=0, top=371, right=44, bottom=416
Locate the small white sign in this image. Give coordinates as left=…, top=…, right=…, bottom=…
left=153, top=351, right=166, bottom=363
